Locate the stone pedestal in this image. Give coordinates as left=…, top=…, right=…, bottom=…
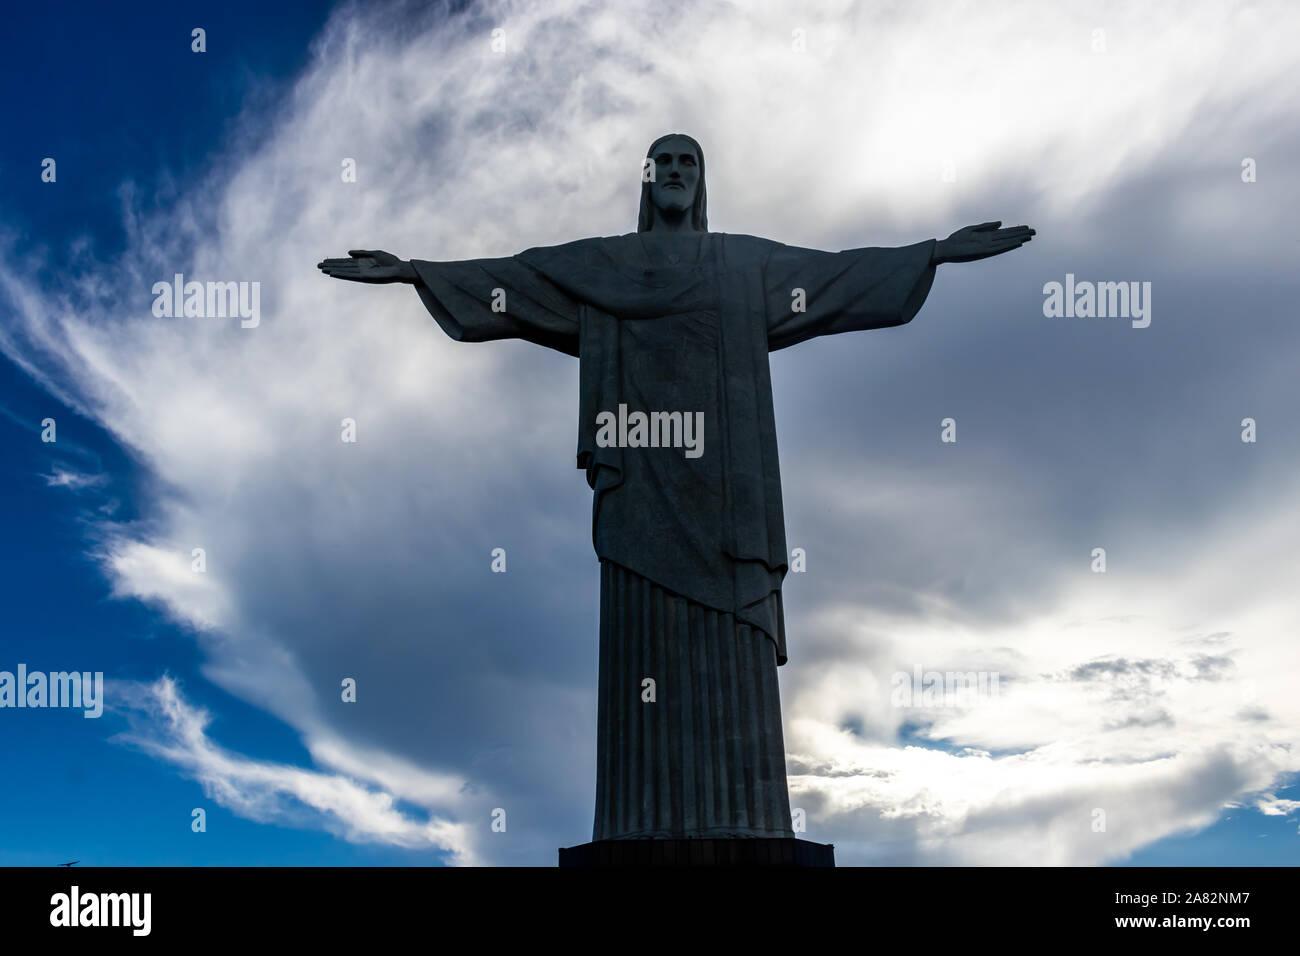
left=558, top=838, right=834, bottom=867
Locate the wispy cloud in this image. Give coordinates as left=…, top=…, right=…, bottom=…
left=42, top=468, right=108, bottom=491
left=112, top=676, right=483, bottom=863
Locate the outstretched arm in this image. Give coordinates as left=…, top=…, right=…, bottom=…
left=764, top=239, right=938, bottom=351
left=318, top=247, right=581, bottom=356
left=764, top=221, right=1036, bottom=351
left=932, top=221, right=1035, bottom=264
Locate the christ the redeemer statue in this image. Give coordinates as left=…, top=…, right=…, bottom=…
left=319, top=133, right=1033, bottom=849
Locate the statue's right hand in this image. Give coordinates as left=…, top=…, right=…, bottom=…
left=316, top=249, right=416, bottom=284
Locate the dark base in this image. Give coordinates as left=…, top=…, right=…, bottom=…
left=558, top=837, right=835, bottom=867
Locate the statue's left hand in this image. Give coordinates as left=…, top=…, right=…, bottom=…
left=934, top=222, right=1035, bottom=264
left=316, top=249, right=418, bottom=283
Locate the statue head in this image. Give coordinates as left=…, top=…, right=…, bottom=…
left=638, top=133, right=708, bottom=232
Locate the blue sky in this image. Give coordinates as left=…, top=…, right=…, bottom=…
left=2, top=0, right=451, bottom=865
left=1, top=0, right=1297, bottom=866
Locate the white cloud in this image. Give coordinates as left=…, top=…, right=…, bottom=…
left=112, top=676, right=483, bottom=863
left=781, top=462, right=1300, bottom=861
left=42, top=469, right=108, bottom=491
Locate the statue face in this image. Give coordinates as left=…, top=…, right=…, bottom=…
left=648, top=136, right=700, bottom=217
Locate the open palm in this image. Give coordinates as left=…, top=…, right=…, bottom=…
left=935, top=221, right=1035, bottom=263
left=316, top=249, right=415, bottom=283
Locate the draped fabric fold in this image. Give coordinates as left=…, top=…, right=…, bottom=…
left=411, top=231, right=936, bottom=840
left=410, top=232, right=937, bottom=670
left=594, top=560, right=793, bottom=840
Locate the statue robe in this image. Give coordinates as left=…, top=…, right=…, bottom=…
left=411, top=232, right=936, bottom=839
